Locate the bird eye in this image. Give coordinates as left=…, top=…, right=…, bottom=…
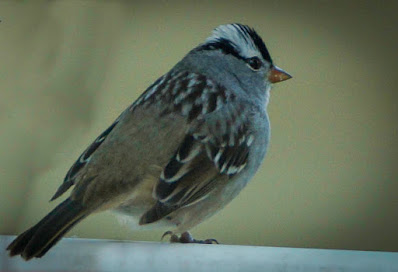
left=247, top=57, right=262, bottom=70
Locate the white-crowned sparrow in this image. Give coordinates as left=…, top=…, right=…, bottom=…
left=7, top=23, right=291, bottom=260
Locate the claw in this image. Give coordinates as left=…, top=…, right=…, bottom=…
left=161, top=231, right=219, bottom=244
left=203, top=238, right=219, bottom=244
left=161, top=231, right=173, bottom=241
left=161, top=231, right=180, bottom=243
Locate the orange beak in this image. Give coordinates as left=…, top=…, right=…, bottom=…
left=268, top=66, right=292, bottom=83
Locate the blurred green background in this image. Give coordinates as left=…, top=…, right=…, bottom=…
left=0, top=0, right=397, bottom=252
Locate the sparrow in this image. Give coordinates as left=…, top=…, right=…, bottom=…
left=7, top=23, right=291, bottom=260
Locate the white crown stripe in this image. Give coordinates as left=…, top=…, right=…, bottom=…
left=205, top=24, right=261, bottom=60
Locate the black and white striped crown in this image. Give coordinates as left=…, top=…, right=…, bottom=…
left=201, top=23, right=272, bottom=64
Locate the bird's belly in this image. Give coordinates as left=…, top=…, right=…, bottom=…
left=112, top=176, right=179, bottom=231
left=112, top=125, right=269, bottom=233
left=169, top=130, right=269, bottom=232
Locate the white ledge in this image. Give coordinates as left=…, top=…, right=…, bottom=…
left=1, top=235, right=397, bottom=272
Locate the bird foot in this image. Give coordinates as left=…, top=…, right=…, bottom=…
left=162, top=231, right=219, bottom=244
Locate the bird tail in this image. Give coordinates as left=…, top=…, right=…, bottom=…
left=7, top=198, right=87, bottom=260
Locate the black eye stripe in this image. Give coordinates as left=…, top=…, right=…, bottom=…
left=200, top=38, right=245, bottom=61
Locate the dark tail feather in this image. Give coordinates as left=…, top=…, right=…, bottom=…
left=7, top=198, right=87, bottom=260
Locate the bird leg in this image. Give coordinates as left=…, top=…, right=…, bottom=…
left=162, top=231, right=219, bottom=244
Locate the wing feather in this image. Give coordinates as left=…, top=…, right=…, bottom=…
left=140, top=74, right=254, bottom=224
left=50, top=120, right=119, bottom=201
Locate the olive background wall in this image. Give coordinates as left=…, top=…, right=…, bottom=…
left=0, top=1, right=397, bottom=251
